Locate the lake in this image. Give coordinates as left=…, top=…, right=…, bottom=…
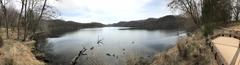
left=43, top=27, right=185, bottom=65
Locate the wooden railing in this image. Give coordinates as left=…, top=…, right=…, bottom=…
left=206, top=29, right=240, bottom=65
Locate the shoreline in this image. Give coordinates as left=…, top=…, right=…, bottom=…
left=151, top=22, right=240, bottom=65
left=151, top=31, right=218, bottom=65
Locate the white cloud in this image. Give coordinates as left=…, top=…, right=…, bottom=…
left=48, top=0, right=173, bottom=24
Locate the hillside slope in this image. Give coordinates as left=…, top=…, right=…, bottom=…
left=0, top=28, right=44, bottom=65
left=46, top=19, right=105, bottom=37
left=112, top=15, right=195, bottom=30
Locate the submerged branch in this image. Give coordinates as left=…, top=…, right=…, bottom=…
left=71, top=47, right=87, bottom=65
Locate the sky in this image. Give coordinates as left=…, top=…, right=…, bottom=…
left=47, top=0, right=176, bottom=24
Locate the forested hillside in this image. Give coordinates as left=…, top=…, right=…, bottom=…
left=112, top=15, right=195, bottom=30
left=46, top=19, right=104, bottom=37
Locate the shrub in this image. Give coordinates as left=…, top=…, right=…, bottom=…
left=202, top=24, right=214, bottom=37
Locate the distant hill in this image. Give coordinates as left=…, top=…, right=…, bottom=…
left=111, top=15, right=194, bottom=30
left=45, top=19, right=105, bottom=37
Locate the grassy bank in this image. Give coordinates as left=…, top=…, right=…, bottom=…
left=151, top=22, right=240, bottom=65
left=0, top=28, right=45, bottom=65
left=151, top=31, right=218, bottom=65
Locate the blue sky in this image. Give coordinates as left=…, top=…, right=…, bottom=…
left=48, top=0, right=176, bottom=24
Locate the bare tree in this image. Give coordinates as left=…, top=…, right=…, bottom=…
left=233, top=0, right=240, bottom=21
left=0, top=0, right=56, bottom=41
left=17, top=0, right=24, bottom=40
left=0, top=0, right=9, bottom=39
left=22, top=0, right=28, bottom=41
left=37, top=0, right=47, bottom=29
left=168, top=0, right=202, bottom=27
left=7, top=7, right=18, bottom=31
left=21, top=0, right=49, bottom=41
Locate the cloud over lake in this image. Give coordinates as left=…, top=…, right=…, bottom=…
left=48, top=0, right=174, bottom=24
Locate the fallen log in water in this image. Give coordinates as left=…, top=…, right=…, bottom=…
left=71, top=47, right=87, bottom=65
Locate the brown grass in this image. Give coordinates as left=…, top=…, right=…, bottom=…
left=0, top=28, right=45, bottom=65
left=126, top=54, right=151, bottom=65
left=151, top=22, right=240, bottom=65
left=151, top=31, right=218, bottom=65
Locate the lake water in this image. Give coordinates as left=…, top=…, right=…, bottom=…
left=44, top=27, right=185, bottom=65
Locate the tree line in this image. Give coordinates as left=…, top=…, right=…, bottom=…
left=0, top=0, right=56, bottom=41
left=111, top=15, right=190, bottom=30
left=47, top=19, right=104, bottom=37
left=168, top=0, right=240, bottom=36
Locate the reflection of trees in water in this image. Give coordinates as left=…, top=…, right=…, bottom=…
left=37, top=41, right=60, bottom=65
left=42, top=42, right=75, bottom=65
left=36, top=40, right=52, bottom=52
left=42, top=38, right=170, bottom=65
left=41, top=37, right=106, bottom=65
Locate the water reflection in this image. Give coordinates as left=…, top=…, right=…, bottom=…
left=45, top=27, right=185, bottom=65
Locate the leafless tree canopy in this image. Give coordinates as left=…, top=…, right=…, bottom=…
left=168, top=0, right=235, bottom=36
left=233, top=0, right=240, bottom=21
left=0, top=0, right=58, bottom=40
left=168, top=0, right=202, bottom=26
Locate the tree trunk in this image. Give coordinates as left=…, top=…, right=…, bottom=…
left=23, top=0, right=28, bottom=41
left=0, top=0, right=9, bottom=39
left=35, top=0, right=47, bottom=33
left=237, top=0, right=240, bottom=21
left=17, top=0, right=24, bottom=40
left=6, top=16, right=8, bottom=39
left=236, top=14, right=239, bottom=21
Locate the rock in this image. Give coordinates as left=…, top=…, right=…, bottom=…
left=106, top=53, right=111, bottom=56
left=90, top=47, right=94, bottom=50
left=123, top=49, right=125, bottom=51
left=112, top=54, right=115, bottom=57
left=132, top=41, right=135, bottom=44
